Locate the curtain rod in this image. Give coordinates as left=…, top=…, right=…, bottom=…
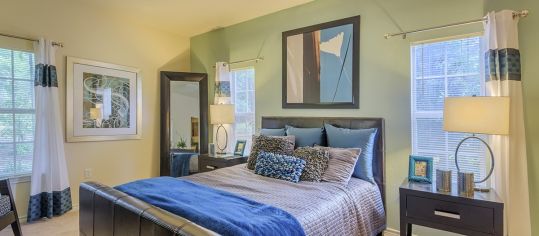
left=384, top=10, right=529, bottom=39
left=212, top=57, right=264, bottom=68
left=0, top=32, right=64, bottom=47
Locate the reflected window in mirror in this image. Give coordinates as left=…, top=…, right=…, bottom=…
left=231, top=68, right=255, bottom=155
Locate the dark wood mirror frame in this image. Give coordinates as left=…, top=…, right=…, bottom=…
left=160, top=71, right=208, bottom=176
left=282, top=16, right=360, bottom=109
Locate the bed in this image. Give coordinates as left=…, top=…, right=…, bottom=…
left=79, top=117, right=386, bottom=236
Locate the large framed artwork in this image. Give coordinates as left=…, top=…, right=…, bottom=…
left=282, top=16, right=360, bottom=109
left=66, top=57, right=142, bottom=142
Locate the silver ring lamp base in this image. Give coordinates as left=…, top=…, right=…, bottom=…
left=454, top=135, right=495, bottom=192
left=216, top=124, right=228, bottom=154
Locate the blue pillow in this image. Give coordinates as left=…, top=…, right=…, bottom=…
left=260, top=128, right=286, bottom=136
left=254, top=152, right=306, bottom=183
left=285, top=125, right=324, bottom=148
left=324, top=123, right=377, bottom=184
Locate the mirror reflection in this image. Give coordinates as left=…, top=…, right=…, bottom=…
left=170, top=81, right=200, bottom=153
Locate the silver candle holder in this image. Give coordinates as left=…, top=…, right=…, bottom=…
left=436, top=169, right=452, bottom=192
left=458, top=172, right=474, bottom=197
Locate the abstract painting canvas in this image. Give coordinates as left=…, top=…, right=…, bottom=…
left=82, top=73, right=130, bottom=128
left=66, top=57, right=141, bottom=142
left=282, top=16, right=359, bottom=109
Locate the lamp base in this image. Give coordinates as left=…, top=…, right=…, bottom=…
left=215, top=124, right=228, bottom=154
left=455, top=135, right=495, bottom=188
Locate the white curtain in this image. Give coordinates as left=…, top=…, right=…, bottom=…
left=27, top=38, right=72, bottom=222
left=214, top=62, right=235, bottom=153
left=483, top=10, right=531, bottom=236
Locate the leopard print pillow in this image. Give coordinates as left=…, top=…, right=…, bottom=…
left=293, top=147, right=330, bottom=182
left=247, top=135, right=295, bottom=170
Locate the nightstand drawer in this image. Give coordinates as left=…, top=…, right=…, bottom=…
left=199, top=159, right=225, bottom=171
left=406, top=195, right=495, bottom=233
left=198, top=155, right=247, bottom=173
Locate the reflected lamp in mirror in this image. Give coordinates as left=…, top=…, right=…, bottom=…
left=210, top=104, right=235, bottom=154
left=443, top=96, right=510, bottom=191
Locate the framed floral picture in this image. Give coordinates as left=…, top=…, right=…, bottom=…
left=408, top=155, right=433, bottom=183
left=66, top=57, right=142, bottom=142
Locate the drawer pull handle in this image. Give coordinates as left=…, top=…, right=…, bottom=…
left=206, top=165, right=216, bottom=170
left=434, top=210, right=461, bottom=220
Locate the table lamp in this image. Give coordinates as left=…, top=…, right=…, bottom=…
left=210, top=104, right=235, bottom=154
left=443, top=96, right=510, bottom=191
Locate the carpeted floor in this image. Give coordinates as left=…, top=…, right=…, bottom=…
left=0, top=210, right=78, bottom=236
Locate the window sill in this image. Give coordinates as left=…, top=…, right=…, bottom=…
left=6, top=175, right=31, bottom=184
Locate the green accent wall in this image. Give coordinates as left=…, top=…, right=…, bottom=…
left=191, top=0, right=537, bottom=234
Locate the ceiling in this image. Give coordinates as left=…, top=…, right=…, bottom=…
left=87, top=0, right=313, bottom=37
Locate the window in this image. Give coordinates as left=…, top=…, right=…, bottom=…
left=0, top=48, right=35, bottom=178
left=411, top=36, right=486, bottom=182
left=231, top=68, right=255, bottom=154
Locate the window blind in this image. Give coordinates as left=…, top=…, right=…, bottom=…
left=411, top=36, right=486, bottom=182
left=0, top=48, right=35, bottom=178
left=230, top=68, right=255, bottom=154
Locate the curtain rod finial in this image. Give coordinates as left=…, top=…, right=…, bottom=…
left=384, top=33, right=391, bottom=39
left=514, top=10, right=529, bottom=19
left=52, top=42, right=64, bottom=48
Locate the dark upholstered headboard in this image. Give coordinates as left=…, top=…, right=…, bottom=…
left=261, top=117, right=386, bottom=206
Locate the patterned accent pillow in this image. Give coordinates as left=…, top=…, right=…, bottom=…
left=293, top=147, right=330, bottom=182
left=0, top=195, right=11, bottom=216
left=316, top=147, right=361, bottom=184
left=254, top=152, right=306, bottom=183
left=247, top=135, right=295, bottom=170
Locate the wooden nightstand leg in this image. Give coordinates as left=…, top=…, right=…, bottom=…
left=399, top=189, right=411, bottom=236
left=400, top=221, right=412, bottom=236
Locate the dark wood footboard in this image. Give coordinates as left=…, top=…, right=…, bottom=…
left=79, top=182, right=218, bottom=236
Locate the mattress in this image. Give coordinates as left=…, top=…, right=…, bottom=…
left=184, top=164, right=386, bottom=236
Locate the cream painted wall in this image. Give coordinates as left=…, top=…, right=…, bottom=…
left=190, top=0, right=505, bottom=235
left=0, top=0, right=190, bottom=218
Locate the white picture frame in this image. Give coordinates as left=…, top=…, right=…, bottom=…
left=66, top=57, right=142, bottom=142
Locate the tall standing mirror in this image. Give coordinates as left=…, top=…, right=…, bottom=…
left=160, top=72, right=208, bottom=176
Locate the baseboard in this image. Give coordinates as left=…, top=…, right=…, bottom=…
left=18, top=204, right=79, bottom=223
left=384, top=228, right=400, bottom=236
left=384, top=227, right=418, bottom=236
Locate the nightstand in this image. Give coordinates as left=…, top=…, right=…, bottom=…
left=400, top=179, right=503, bottom=236
left=198, top=154, right=247, bottom=173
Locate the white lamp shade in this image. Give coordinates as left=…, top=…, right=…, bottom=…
left=210, top=104, right=235, bottom=124
left=443, top=96, right=510, bottom=135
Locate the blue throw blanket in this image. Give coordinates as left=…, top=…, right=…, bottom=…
left=115, top=177, right=305, bottom=236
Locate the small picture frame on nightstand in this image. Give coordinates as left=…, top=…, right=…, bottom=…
left=408, top=155, right=433, bottom=183
left=234, top=140, right=247, bottom=156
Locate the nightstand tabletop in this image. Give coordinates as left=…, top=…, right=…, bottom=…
left=400, top=179, right=503, bottom=204
left=199, top=154, right=246, bottom=160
